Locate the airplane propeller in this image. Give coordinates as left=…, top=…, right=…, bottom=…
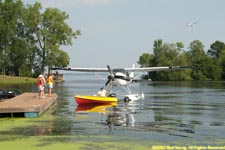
left=105, top=65, right=114, bottom=86
left=107, top=65, right=112, bottom=75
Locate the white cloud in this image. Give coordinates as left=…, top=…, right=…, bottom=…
left=77, top=0, right=112, bottom=6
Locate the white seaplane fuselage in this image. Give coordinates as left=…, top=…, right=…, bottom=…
left=112, top=72, right=132, bottom=86
left=110, top=72, right=144, bottom=101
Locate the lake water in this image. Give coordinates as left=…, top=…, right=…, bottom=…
left=1, top=73, right=225, bottom=149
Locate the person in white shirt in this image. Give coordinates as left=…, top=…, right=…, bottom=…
left=97, top=88, right=107, bottom=97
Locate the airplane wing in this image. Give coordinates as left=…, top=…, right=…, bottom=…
left=56, top=67, right=109, bottom=72
left=124, top=66, right=193, bottom=72
left=52, top=66, right=192, bottom=72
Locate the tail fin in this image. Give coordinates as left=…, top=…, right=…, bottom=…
left=129, top=64, right=135, bottom=79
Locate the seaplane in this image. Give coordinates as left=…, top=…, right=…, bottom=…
left=52, top=65, right=192, bottom=102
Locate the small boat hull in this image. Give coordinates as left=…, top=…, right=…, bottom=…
left=74, top=95, right=117, bottom=105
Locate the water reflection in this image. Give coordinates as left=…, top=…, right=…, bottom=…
left=106, top=103, right=137, bottom=127
left=75, top=103, right=117, bottom=113
left=73, top=99, right=196, bottom=138
left=74, top=101, right=140, bottom=128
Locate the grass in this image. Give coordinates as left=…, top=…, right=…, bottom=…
left=0, top=75, right=36, bottom=85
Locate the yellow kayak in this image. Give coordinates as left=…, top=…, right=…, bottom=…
left=74, top=95, right=117, bottom=105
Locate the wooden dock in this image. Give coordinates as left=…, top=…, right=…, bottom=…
left=0, top=93, right=57, bottom=118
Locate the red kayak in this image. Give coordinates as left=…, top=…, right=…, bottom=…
left=74, top=95, right=117, bottom=105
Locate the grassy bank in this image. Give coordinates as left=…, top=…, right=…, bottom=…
left=0, top=75, right=36, bottom=85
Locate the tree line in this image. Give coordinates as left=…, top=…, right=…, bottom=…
left=138, top=39, right=225, bottom=81
left=0, top=0, right=80, bottom=77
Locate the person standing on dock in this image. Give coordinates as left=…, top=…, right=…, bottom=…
left=47, top=73, right=54, bottom=96
left=37, top=74, right=46, bottom=99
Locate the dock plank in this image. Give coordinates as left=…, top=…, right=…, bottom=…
left=0, top=93, right=57, bottom=117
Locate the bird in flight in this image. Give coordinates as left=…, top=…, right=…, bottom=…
left=186, top=22, right=197, bottom=27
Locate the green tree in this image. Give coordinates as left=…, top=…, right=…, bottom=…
left=203, top=57, right=222, bottom=80
left=24, top=2, right=80, bottom=74
left=0, top=0, right=25, bottom=75
left=23, top=2, right=45, bottom=77
left=48, top=48, right=70, bottom=68
left=208, top=41, right=225, bottom=59
left=137, top=53, right=153, bottom=67
left=0, top=1, right=80, bottom=77
left=208, top=41, right=225, bottom=79
left=23, top=2, right=81, bottom=76
left=11, top=38, right=30, bottom=76
left=186, top=40, right=208, bottom=80
left=152, top=40, right=191, bottom=80
left=138, top=39, right=192, bottom=81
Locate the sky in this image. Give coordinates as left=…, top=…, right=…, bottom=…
left=23, top=0, right=225, bottom=68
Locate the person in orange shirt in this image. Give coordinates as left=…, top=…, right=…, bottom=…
left=37, top=74, right=46, bottom=99
left=47, top=73, right=54, bottom=96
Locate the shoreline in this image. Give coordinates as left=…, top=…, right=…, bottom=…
left=0, top=75, right=36, bottom=85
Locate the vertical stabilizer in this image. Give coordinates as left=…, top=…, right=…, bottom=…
left=129, top=64, right=135, bottom=79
